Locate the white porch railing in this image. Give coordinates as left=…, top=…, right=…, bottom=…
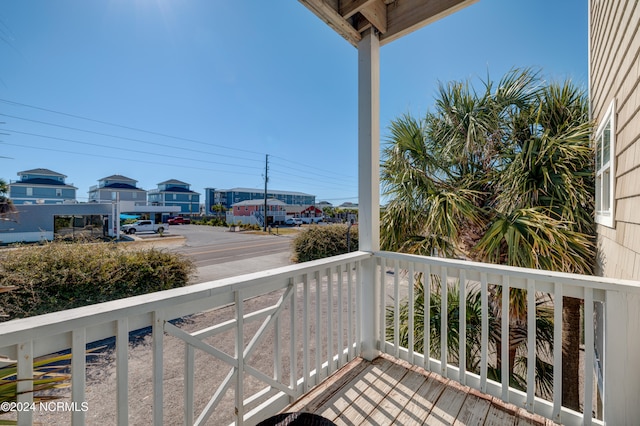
left=2, top=250, right=640, bottom=425
left=375, top=251, right=640, bottom=426
left=0, top=252, right=368, bottom=426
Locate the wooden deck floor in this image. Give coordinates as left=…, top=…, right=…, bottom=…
left=285, top=353, right=557, bottom=426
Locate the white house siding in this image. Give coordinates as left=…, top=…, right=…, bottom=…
left=591, top=0, right=640, bottom=279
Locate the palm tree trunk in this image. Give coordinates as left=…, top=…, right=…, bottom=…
left=562, top=296, right=581, bottom=411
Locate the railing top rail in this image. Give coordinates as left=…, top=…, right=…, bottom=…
left=375, top=250, right=640, bottom=295
left=0, top=251, right=371, bottom=345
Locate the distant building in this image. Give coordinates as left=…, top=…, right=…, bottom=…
left=0, top=203, right=113, bottom=244
left=88, top=175, right=146, bottom=203
left=203, top=188, right=218, bottom=213
left=8, top=168, right=77, bottom=205
left=148, top=179, right=200, bottom=216
left=206, top=187, right=315, bottom=211
left=339, top=202, right=358, bottom=209
left=227, top=198, right=287, bottom=226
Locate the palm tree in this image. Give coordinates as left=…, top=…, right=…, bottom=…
left=387, top=275, right=556, bottom=398
left=0, top=178, right=15, bottom=215
left=381, top=68, right=594, bottom=410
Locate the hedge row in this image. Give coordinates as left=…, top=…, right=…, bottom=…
left=0, top=242, right=194, bottom=322
left=292, top=224, right=358, bottom=262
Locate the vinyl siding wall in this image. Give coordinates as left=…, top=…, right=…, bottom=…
left=9, top=185, right=76, bottom=204
left=591, top=0, right=640, bottom=279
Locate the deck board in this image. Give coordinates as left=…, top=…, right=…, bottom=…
left=484, top=403, right=517, bottom=425
left=394, top=370, right=448, bottom=425
left=325, top=358, right=401, bottom=424
left=361, top=362, right=427, bottom=425
left=316, top=358, right=395, bottom=422
left=453, top=389, right=492, bottom=426
left=423, top=381, right=468, bottom=425
left=284, top=353, right=551, bottom=426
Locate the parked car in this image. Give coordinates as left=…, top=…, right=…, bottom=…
left=300, top=216, right=324, bottom=224
left=167, top=216, right=191, bottom=225
left=285, top=217, right=303, bottom=226
left=121, top=220, right=165, bottom=235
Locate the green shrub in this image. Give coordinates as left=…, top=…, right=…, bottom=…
left=193, top=218, right=226, bottom=227
left=0, top=242, right=195, bottom=322
left=292, top=225, right=358, bottom=262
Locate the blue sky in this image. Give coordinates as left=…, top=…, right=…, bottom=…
left=0, top=0, right=588, bottom=205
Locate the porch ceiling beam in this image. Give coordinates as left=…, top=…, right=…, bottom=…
left=298, top=0, right=362, bottom=46
left=340, top=0, right=376, bottom=19
left=340, top=0, right=388, bottom=34
left=299, top=0, right=478, bottom=47
left=359, top=0, right=388, bottom=34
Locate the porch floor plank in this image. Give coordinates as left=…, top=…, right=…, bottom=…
left=453, top=389, right=492, bottom=426
left=423, top=380, right=468, bottom=425
left=283, top=353, right=551, bottom=426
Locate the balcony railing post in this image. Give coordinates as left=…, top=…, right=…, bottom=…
left=603, top=291, right=640, bottom=424
left=357, top=28, right=380, bottom=361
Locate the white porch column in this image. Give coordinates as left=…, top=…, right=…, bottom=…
left=603, top=291, right=640, bottom=424
left=358, top=29, right=381, bottom=361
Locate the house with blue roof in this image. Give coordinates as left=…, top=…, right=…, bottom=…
left=8, top=168, right=77, bottom=204
left=147, top=179, right=200, bottom=216
left=88, top=174, right=146, bottom=203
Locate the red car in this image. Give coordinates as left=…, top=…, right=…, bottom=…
left=167, top=216, right=191, bottom=225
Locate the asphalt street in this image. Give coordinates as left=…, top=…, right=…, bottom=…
left=151, top=224, right=296, bottom=282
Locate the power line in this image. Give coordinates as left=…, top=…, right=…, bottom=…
left=270, top=154, right=356, bottom=180
left=2, top=142, right=356, bottom=198
left=1, top=99, right=359, bottom=201
left=5, top=124, right=356, bottom=190
left=1, top=99, right=358, bottom=185
left=4, top=129, right=263, bottom=170
left=0, top=113, right=264, bottom=164
left=0, top=99, right=267, bottom=157
left=269, top=159, right=356, bottom=185
left=0, top=142, right=255, bottom=174
left=268, top=170, right=356, bottom=191
left=0, top=99, right=352, bottom=177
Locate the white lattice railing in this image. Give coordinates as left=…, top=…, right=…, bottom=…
left=0, top=251, right=369, bottom=426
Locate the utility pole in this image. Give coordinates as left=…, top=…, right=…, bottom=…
left=263, top=154, right=269, bottom=232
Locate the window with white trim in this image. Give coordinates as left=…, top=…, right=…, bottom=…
left=595, top=100, right=615, bottom=227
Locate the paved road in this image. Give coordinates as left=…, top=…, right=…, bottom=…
left=159, top=224, right=296, bottom=282
left=171, top=231, right=291, bottom=267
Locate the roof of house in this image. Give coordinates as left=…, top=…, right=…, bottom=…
left=158, top=179, right=189, bottom=186
left=101, top=182, right=145, bottom=191
left=18, top=168, right=67, bottom=178
left=11, top=178, right=77, bottom=188
left=99, top=175, right=137, bottom=182
left=157, top=186, right=199, bottom=194
left=303, top=205, right=324, bottom=214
